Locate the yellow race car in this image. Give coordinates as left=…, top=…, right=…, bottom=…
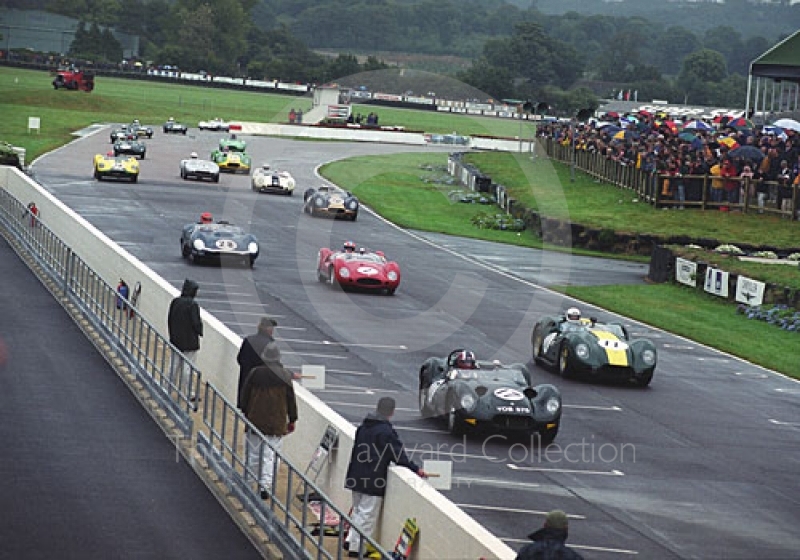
left=93, top=153, right=139, bottom=182
left=211, top=148, right=251, bottom=173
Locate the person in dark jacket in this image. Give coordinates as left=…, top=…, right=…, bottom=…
left=167, top=279, right=202, bottom=395
left=239, top=343, right=298, bottom=498
left=236, top=316, right=277, bottom=407
left=344, top=397, right=427, bottom=555
left=515, top=510, right=584, bottom=560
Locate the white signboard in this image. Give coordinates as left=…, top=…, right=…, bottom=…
left=300, top=364, right=325, bottom=390
left=28, top=116, right=40, bottom=133
left=704, top=267, right=729, bottom=298
left=735, top=276, right=765, bottom=306
left=423, top=460, right=452, bottom=491
left=675, top=258, right=697, bottom=287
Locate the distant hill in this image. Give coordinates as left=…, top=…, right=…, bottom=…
left=529, top=0, right=800, bottom=39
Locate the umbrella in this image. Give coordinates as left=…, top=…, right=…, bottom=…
left=727, top=117, right=754, bottom=130
left=678, top=132, right=696, bottom=142
left=601, top=125, right=622, bottom=135
left=613, top=130, right=639, bottom=141
left=605, top=111, right=620, bottom=119
left=719, top=137, right=739, bottom=150
left=773, top=118, right=800, bottom=132
left=638, top=110, right=653, bottom=118
left=684, top=120, right=713, bottom=131
left=729, top=145, right=766, bottom=163
left=762, top=125, right=784, bottom=135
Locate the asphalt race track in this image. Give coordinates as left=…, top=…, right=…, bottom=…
left=28, top=126, right=800, bottom=559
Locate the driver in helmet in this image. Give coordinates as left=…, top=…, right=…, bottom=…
left=343, top=240, right=356, bottom=253
left=453, top=350, right=477, bottom=370
left=565, top=307, right=582, bottom=324
left=190, top=152, right=198, bottom=159
left=199, top=212, right=213, bottom=224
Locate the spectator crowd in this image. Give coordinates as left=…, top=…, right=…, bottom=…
left=538, top=111, right=799, bottom=215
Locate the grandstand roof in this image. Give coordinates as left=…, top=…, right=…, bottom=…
left=751, top=29, right=800, bottom=81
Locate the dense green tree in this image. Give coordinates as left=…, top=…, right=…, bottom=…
left=650, top=26, right=702, bottom=76
left=677, top=49, right=728, bottom=105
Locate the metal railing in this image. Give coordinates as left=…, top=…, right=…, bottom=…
left=0, top=184, right=389, bottom=560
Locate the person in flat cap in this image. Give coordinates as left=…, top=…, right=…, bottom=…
left=238, top=333, right=297, bottom=500
left=236, top=316, right=278, bottom=407
left=515, top=509, right=583, bottom=559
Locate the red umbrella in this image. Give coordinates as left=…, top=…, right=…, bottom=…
left=638, top=110, right=653, bottom=118
left=605, top=111, right=619, bottom=119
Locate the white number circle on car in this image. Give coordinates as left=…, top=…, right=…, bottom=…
left=356, top=267, right=378, bottom=275
left=598, top=339, right=629, bottom=351
left=494, top=387, right=524, bottom=401
left=215, top=239, right=237, bottom=251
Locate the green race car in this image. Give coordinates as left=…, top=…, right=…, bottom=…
left=531, top=310, right=657, bottom=386
left=218, top=135, right=246, bottom=153
left=211, top=148, right=251, bottom=173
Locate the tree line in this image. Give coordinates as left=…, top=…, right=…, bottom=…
left=15, top=0, right=795, bottom=110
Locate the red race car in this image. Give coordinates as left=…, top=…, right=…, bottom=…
left=316, top=246, right=401, bottom=295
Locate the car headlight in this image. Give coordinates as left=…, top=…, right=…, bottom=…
left=347, top=200, right=359, bottom=210
left=315, top=197, right=324, bottom=207
left=460, top=393, right=476, bottom=411
left=642, top=349, right=656, bottom=366
left=387, top=271, right=398, bottom=281
left=575, top=343, right=590, bottom=360
left=248, top=242, right=258, bottom=253
left=338, top=267, right=350, bottom=278
left=545, top=397, right=560, bottom=414
left=193, top=239, right=205, bottom=250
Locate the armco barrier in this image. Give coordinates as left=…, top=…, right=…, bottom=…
left=1, top=165, right=516, bottom=559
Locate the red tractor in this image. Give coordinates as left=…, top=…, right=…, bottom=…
left=52, top=67, right=95, bottom=92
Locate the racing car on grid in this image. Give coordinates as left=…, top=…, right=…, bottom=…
left=110, top=126, right=133, bottom=143
left=180, top=153, right=220, bottom=182
left=211, top=143, right=251, bottom=173
left=316, top=244, right=400, bottom=294
left=163, top=118, right=188, bottom=134
left=303, top=185, right=359, bottom=220
left=219, top=135, right=246, bottom=153
left=128, top=120, right=154, bottom=139
left=198, top=118, right=230, bottom=131
left=93, top=153, right=139, bottom=182
left=418, top=349, right=562, bottom=443
left=113, top=138, right=146, bottom=159
left=251, top=163, right=296, bottom=195
left=531, top=309, right=657, bottom=386
left=180, top=220, right=259, bottom=267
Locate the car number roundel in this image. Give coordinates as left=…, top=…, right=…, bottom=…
left=357, top=266, right=378, bottom=275
left=494, top=387, right=524, bottom=401
left=215, top=239, right=237, bottom=250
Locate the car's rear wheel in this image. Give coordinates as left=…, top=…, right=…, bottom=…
left=557, top=344, right=573, bottom=379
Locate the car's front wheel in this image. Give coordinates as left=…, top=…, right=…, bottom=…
left=634, top=370, right=654, bottom=387
left=447, top=398, right=465, bottom=436
left=532, top=326, right=544, bottom=363
left=418, top=386, right=431, bottom=416
left=181, top=243, right=190, bottom=258
left=327, top=267, right=337, bottom=288
left=558, top=344, right=573, bottom=379
left=536, top=424, right=559, bottom=446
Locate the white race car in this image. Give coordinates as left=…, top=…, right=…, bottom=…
left=180, top=155, right=220, bottom=182
left=251, top=164, right=296, bottom=195
left=198, top=118, right=230, bottom=131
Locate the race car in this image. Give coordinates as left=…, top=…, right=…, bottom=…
left=198, top=118, right=230, bottom=131
left=531, top=312, right=657, bottom=386
left=163, top=118, right=188, bottom=134
left=418, top=350, right=562, bottom=443
left=180, top=155, right=220, bottom=182
left=211, top=147, right=251, bottom=173
left=303, top=185, right=359, bottom=220
left=251, top=164, right=295, bottom=195
left=93, top=153, right=139, bottom=182
left=180, top=220, right=259, bottom=267
left=219, top=135, right=246, bottom=153
left=113, top=138, right=146, bottom=159
left=316, top=246, right=400, bottom=294
left=110, top=126, right=133, bottom=143
left=128, top=120, right=153, bottom=138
